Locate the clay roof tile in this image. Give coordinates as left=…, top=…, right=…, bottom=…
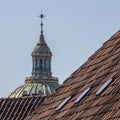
left=25, top=30, right=120, bottom=120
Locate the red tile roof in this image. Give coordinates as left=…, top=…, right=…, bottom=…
left=25, top=30, right=120, bottom=120
left=0, top=96, right=45, bottom=120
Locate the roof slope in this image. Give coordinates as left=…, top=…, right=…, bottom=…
left=26, top=31, right=120, bottom=120
left=0, top=96, right=45, bottom=120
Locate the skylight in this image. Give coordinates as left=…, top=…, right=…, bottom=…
left=75, top=87, right=91, bottom=103
left=95, top=79, right=112, bottom=95
left=56, top=96, right=71, bottom=110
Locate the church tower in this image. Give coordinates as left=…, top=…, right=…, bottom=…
left=9, top=13, right=59, bottom=98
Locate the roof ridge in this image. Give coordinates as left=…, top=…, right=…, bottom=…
left=103, top=30, right=120, bottom=45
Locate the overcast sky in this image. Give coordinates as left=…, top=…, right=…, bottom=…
left=0, top=0, right=120, bottom=97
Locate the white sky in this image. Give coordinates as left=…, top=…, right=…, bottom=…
left=0, top=0, right=120, bottom=97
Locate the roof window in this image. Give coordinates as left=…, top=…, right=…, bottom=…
left=56, top=96, right=71, bottom=110
left=95, top=79, right=112, bottom=95
left=75, top=87, right=91, bottom=103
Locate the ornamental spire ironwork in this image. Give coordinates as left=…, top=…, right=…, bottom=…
left=38, top=11, right=45, bottom=34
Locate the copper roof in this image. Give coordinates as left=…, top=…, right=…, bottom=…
left=25, top=30, right=120, bottom=120
left=0, top=96, right=45, bottom=120
left=9, top=80, right=59, bottom=98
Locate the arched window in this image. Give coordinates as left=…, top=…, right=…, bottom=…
left=33, top=59, right=35, bottom=70
left=40, top=59, right=43, bottom=70
left=36, top=59, right=38, bottom=70
left=44, top=59, right=48, bottom=70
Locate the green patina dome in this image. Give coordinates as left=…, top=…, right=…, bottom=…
left=33, top=34, right=51, bottom=54
left=9, top=81, right=59, bottom=98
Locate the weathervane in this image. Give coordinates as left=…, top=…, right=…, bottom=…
left=38, top=11, right=45, bottom=34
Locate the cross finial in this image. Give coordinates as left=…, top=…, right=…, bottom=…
left=38, top=11, right=45, bottom=34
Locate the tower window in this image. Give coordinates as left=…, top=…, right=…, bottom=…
left=36, top=59, right=38, bottom=70
left=33, top=59, right=35, bottom=70
left=40, top=59, right=43, bottom=69
left=44, top=59, right=48, bottom=69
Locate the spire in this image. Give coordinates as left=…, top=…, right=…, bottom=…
left=38, top=11, right=46, bottom=44
left=38, top=11, right=45, bottom=35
